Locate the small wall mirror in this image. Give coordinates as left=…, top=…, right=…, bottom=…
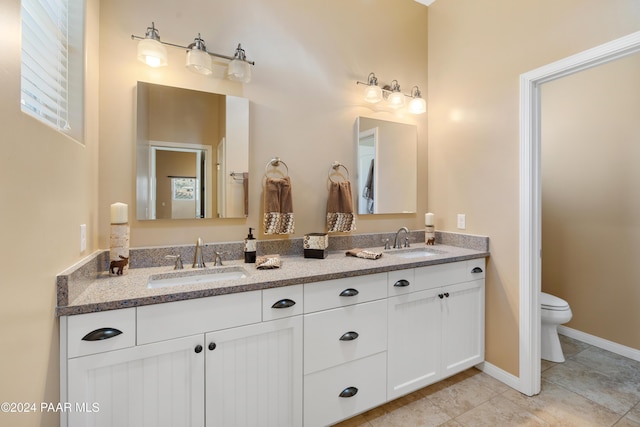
left=136, top=82, right=249, bottom=220
left=356, top=117, right=417, bottom=214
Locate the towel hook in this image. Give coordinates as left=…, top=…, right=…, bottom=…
left=328, top=161, right=350, bottom=183
left=264, top=157, right=289, bottom=178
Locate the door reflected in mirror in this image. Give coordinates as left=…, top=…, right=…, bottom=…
left=356, top=117, right=417, bottom=214
left=136, top=82, right=249, bottom=220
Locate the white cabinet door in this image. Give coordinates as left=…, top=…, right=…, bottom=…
left=67, top=334, right=205, bottom=427
left=387, top=288, right=442, bottom=400
left=441, top=279, right=485, bottom=376
left=205, top=316, right=303, bottom=427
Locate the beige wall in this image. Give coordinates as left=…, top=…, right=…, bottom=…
left=428, top=0, right=640, bottom=375
left=541, top=53, right=640, bottom=349
left=0, top=1, right=100, bottom=426
left=99, top=0, right=429, bottom=248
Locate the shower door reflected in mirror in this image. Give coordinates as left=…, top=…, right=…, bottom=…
left=136, top=82, right=249, bottom=220
left=356, top=117, right=417, bottom=214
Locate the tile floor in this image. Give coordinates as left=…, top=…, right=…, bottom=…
left=334, top=336, right=640, bottom=426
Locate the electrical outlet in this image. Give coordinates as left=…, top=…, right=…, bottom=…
left=457, top=214, right=466, bottom=230
left=80, top=224, right=87, bottom=252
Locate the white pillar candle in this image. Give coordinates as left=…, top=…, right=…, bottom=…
left=110, top=202, right=128, bottom=224
left=425, top=212, right=434, bottom=226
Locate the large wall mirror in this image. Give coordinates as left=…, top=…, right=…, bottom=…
left=136, top=82, right=249, bottom=220
left=356, top=117, right=417, bottom=214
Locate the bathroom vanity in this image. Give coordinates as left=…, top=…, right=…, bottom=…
left=57, top=237, right=487, bottom=427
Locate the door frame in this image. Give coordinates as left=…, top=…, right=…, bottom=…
left=518, top=30, right=640, bottom=396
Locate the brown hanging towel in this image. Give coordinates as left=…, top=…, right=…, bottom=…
left=327, top=181, right=355, bottom=232
left=263, top=176, right=295, bottom=234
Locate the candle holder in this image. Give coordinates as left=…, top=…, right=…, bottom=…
left=109, top=223, right=130, bottom=275
left=425, top=225, right=435, bottom=246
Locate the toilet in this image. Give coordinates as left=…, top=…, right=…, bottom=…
left=540, top=292, right=572, bottom=362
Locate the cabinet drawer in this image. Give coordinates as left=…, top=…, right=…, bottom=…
left=388, top=269, right=416, bottom=296
left=414, top=261, right=467, bottom=292
left=467, top=258, right=486, bottom=281
left=304, top=352, right=387, bottom=427
left=304, top=273, right=387, bottom=313
left=66, top=308, right=136, bottom=358
left=137, top=291, right=261, bottom=345
left=304, top=299, right=387, bottom=374
left=262, top=285, right=303, bottom=321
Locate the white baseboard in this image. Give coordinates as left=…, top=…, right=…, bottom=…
left=476, top=361, right=522, bottom=392
left=558, top=326, right=640, bottom=363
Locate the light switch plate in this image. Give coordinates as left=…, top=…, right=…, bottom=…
left=80, top=224, right=87, bottom=252
left=457, top=214, right=466, bottom=230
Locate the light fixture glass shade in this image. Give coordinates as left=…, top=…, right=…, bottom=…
left=364, top=85, right=383, bottom=103
left=137, top=39, right=168, bottom=67
left=228, top=59, right=251, bottom=83
left=409, top=97, right=427, bottom=114
left=186, top=49, right=212, bottom=75
left=387, top=91, right=405, bottom=109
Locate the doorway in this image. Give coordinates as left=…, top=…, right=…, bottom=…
left=519, top=31, right=640, bottom=396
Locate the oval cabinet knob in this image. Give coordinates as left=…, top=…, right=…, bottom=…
left=194, top=345, right=203, bottom=354
left=339, top=288, right=359, bottom=297
left=444, top=292, right=450, bottom=298
left=472, top=267, right=483, bottom=273
left=339, top=387, right=359, bottom=398
left=339, top=331, right=359, bottom=341
left=208, top=342, right=216, bottom=351
left=394, top=279, right=410, bottom=287
left=438, top=294, right=444, bottom=299
left=271, top=299, right=296, bottom=309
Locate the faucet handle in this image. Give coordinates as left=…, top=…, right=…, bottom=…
left=404, top=237, right=410, bottom=248
left=382, top=239, right=390, bottom=250
left=165, top=254, right=184, bottom=270
left=213, top=251, right=227, bottom=267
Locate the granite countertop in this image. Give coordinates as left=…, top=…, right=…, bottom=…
left=56, top=241, right=488, bottom=317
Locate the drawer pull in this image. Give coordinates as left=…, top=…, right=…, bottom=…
left=339, top=331, right=359, bottom=341
left=438, top=294, right=444, bottom=299
left=339, top=288, right=359, bottom=297
left=444, top=292, right=450, bottom=298
left=271, top=299, right=296, bottom=309
left=208, top=342, right=217, bottom=351
left=472, top=267, right=483, bottom=273
left=195, top=345, right=203, bottom=354
left=81, top=327, right=123, bottom=342
left=394, top=279, right=410, bottom=287
left=339, top=387, right=359, bottom=398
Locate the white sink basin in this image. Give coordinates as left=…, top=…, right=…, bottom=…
left=385, top=247, right=443, bottom=259
left=147, top=266, right=248, bottom=289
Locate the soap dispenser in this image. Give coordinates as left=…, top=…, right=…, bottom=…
left=244, top=227, right=256, bottom=263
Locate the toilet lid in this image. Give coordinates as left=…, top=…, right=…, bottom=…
left=540, top=292, right=569, bottom=310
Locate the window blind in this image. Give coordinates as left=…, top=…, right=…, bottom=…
left=21, top=0, right=71, bottom=132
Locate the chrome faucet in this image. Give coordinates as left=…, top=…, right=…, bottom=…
left=393, top=227, right=410, bottom=249
left=193, top=237, right=206, bottom=268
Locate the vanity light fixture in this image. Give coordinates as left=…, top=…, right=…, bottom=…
left=386, top=80, right=405, bottom=109
left=227, top=44, right=252, bottom=83
left=356, top=73, right=426, bottom=114
left=185, top=34, right=213, bottom=75
left=361, top=73, right=383, bottom=103
left=131, top=22, right=255, bottom=82
left=136, top=22, right=168, bottom=68
left=408, top=86, right=427, bottom=114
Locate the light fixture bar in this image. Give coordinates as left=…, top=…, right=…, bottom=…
left=356, top=73, right=426, bottom=114
left=131, top=34, right=256, bottom=66
left=356, top=80, right=416, bottom=99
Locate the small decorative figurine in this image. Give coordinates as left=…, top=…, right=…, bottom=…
left=109, top=255, right=129, bottom=275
